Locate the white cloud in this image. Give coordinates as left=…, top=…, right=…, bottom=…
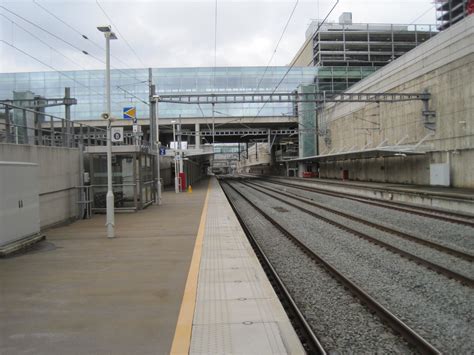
left=0, top=0, right=436, bottom=73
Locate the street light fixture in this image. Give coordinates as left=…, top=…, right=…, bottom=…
left=97, top=25, right=117, bottom=239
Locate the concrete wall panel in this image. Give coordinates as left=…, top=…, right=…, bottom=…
left=0, top=144, right=80, bottom=229
left=318, top=17, right=474, bottom=188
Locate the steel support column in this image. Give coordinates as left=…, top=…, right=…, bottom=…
left=65, top=87, right=71, bottom=147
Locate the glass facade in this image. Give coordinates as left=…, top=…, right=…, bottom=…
left=0, top=66, right=319, bottom=120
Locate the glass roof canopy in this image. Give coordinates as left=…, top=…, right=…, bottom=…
left=0, top=66, right=319, bottom=120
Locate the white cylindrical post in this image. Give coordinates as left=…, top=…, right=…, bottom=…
left=105, top=31, right=115, bottom=239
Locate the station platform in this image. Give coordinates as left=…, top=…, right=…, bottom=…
left=172, top=178, right=303, bottom=354
left=252, top=175, right=474, bottom=215
left=291, top=177, right=474, bottom=201
left=0, top=177, right=302, bottom=354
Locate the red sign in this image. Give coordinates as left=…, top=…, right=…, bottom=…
left=179, top=172, right=186, bottom=191
left=468, top=0, right=474, bottom=15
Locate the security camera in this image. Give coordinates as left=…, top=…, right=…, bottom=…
left=101, top=112, right=110, bottom=120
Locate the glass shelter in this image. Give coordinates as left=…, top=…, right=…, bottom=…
left=84, top=145, right=155, bottom=212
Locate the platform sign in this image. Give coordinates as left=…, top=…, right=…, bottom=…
left=159, top=147, right=166, bottom=156
left=111, top=127, right=124, bottom=142
left=123, top=107, right=136, bottom=120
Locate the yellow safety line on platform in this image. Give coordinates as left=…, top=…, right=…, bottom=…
left=170, top=179, right=211, bottom=355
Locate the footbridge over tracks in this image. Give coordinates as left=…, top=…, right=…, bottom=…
left=47, top=90, right=431, bottom=145
left=52, top=115, right=300, bottom=144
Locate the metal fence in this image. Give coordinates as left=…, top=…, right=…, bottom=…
left=0, top=102, right=149, bottom=148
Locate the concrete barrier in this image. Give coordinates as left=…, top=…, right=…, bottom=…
left=0, top=143, right=80, bottom=229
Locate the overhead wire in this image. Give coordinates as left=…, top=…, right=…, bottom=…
left=213, top=0, right=218, bottom=90
left=0, top=13, right=94, bottom=73
left=239, top=0, right=299, bottom=132
left=31, top=0, right=137, bottom=70
left=212, top=0, right=218, bottom=143
left=116, top=86, right=148, bottom=105
left=0, top=4, right=147, bottom=85
left=409, top=4, right=436, bottom=25
left=44, top=0, right=152, bottom=106
left=0, top=39, right=122, bottom=106
left=0, top=3, right=188, bottom=119
left=0, top=14, right=119, bottom=95
left=0, top=14, right=130, bottom=108
left=198, top=103, right=213, bottom=133
left=254, top=0, right=299, bottom=93
left=0, top=5, right=91, bottom=55
left=1, top=3, right=149, bottom=111
left=95, top=0, right=147, bottom=68
left=251, top=0, right=339, bottom=122
left=32, top=0, right=89, bottom=40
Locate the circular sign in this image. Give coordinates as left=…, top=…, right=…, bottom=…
left=113, top=132, right=122, bottom=140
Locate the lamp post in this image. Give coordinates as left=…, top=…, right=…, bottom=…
left=97, top=25, right=117, bottom=239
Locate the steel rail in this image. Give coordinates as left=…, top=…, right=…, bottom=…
left=238, top=180, right=473, bottom=287
left=261, top=178, right=474, bottom=228
left=244, top=180, right=474, bottom=262
left=219, top=180, right=327, bottom=355
left=224, top=180, right=441, bottom=355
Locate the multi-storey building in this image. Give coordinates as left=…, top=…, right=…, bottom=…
left=436, top=0, right=473, bottom=31
left=290, top=13, right=437, bottom=92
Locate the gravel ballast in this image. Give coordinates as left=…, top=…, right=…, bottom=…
left=258, top=179, right=474, bottom=252
left=228, top=180, right=474, bottom=353
left=244, top=181, right=474, bottom=278
left=222, top=183, right=414, bottom=353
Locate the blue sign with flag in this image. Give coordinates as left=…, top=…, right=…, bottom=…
left=159, top=147, right=166, bottom=156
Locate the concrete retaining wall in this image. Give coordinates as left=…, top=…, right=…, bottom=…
left=0, top=144, right=80, bottom=229
left=318, top=17, right=474, bottom=188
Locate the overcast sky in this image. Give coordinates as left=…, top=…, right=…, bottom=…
left=0, top=0, right=436, bottom=73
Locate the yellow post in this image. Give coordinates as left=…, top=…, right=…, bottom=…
left=187, top=185, right=192, bottom=193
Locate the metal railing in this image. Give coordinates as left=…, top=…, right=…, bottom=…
left=0, top=102, right=150, bottom=148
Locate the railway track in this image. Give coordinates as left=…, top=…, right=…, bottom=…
left=244, top=180, right=473, bottom=261
left=239, top=179, right=474, bottom=287
left=223, top=182, right=326, bottom=355
left=222, top=179, right=441, bottom=354
left=259, top=177, right=474, bottom=228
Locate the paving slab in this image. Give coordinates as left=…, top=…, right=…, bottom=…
left=188, top=178, right=304, bottom=355
left=0, top=179, right=209, bottom=355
